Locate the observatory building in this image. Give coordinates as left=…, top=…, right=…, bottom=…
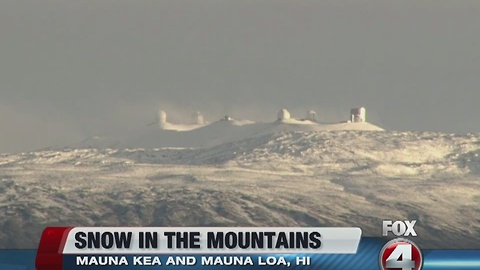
left=192, top=111, right=205, bottom=125
left=156, top=110, right=167, bottom=128
left=350, top=107, right=366, bottom=122
left=277, top=109, right=291, bottom=121
left=306, top=110, right=317, bottom=122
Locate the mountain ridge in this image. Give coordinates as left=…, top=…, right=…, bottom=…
left=0, top=130, right=479, bottom=249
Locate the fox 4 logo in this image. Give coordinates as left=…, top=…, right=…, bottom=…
left=379, top=238, right=423, bottom=270
left=382, top=220, right=417, bottom=237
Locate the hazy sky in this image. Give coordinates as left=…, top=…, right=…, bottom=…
left=1, top=0, right=480, bottom=153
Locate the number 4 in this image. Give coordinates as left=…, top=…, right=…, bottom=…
left=386, top=243, right=415, bottom=270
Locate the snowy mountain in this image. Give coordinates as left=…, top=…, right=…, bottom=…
left=1, top=129, right=479, bottom=249
left=73, top=119, right=384, bottom=149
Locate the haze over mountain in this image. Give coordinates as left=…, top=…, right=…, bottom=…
left=73, top=109, right=383, bottom=149
left=2, top=1, right=480, bottom=153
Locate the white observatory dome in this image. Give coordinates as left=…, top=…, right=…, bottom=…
left=277, top=109, right=291, bottom=121
left=157, top=110, right=167, bottom=127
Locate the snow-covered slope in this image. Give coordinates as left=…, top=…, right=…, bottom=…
left=1, top=130, right=479, bottom=249
left=74, top=120, right=384, bottom=149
